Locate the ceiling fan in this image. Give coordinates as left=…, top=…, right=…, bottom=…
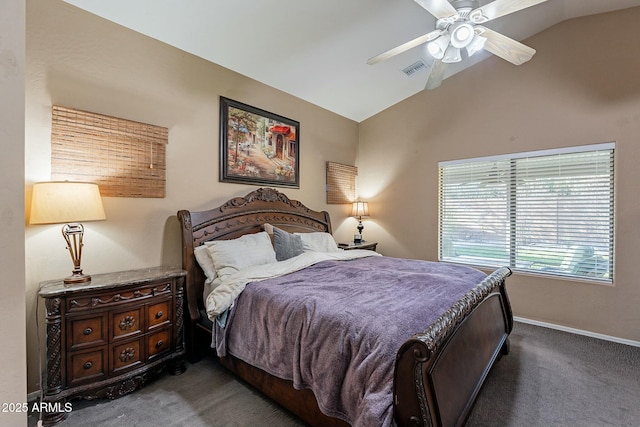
left=367, top=0, right=549, bottom=89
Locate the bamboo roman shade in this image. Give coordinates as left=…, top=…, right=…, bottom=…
left=326, top=161, right=357, bottom=204
left=51, top=105, right=168, bottom=198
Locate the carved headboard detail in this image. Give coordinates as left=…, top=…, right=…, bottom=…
left=177, top=188, right=332, bottom=356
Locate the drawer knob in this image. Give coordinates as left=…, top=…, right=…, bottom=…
left=83, top=361, right=93, bottom=370
left=83, top=327, right=93, bottom=336
left=119, top=315, right=136, bottom=331
left=155, top=340, right=164, bottom=349
left=155, top=311, right=164, bottom=319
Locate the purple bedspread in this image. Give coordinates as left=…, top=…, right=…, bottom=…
left=214, top=256, right=487, bottom=427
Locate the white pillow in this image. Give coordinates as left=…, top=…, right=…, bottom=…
left=194, top=245, right=217, bottom=284
left=206, top=232, right=277, bottom=281
left=295, top=232, right=341, bottom=253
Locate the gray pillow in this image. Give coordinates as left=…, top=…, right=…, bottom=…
left=273, top=227, right=304, bottom=261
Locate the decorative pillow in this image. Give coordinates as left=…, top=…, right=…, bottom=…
left=262, top=223, right=275, bottom=246
left=295, top=232, right=341, bottom=253
left=262, top=223, right=274, bottom=235
left=206, top=232, right=277, bottom=281
left=273, top=227, right=304, bottom=261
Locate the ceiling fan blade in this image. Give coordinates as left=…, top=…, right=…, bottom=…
left=470, top=0, right=549, bottom=24
left=425, top=59, right=446, bottom=90
left=476, top=26, right=536, bottom=65
left=367, top=30, right=442, bottom=65
left=414, top=0, right=458, bottom=20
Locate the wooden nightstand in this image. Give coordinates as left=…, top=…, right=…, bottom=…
left=38, top=266, right=186, bottom=426
left=339, top=241, right=378, bottom=252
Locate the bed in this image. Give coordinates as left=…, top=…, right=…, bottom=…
left=177, top=187, right=513, bottom=427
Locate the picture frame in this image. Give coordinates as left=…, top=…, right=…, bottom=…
left=219, top=97, right=300, bottom=188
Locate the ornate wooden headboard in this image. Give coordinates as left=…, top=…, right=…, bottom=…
left=177, top=187, right=332, bottom=358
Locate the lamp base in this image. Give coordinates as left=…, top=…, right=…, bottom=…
left=355, top=219, right=365, bottom=244
left=62, top=223, right=92, bottom=285
left=64, top=273, right=91, bottom=285
left=354, top=234, right=366, bottom=244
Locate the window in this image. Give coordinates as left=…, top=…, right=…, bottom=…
left=439, top=143, right=614, bottom=282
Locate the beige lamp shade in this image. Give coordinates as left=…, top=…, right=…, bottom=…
left=30, top=181, right=106, bottom=225
left=350, top=201, right=370, bottom=218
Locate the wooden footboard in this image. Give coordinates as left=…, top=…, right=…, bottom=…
left=394, top=267, right=513, bottom=427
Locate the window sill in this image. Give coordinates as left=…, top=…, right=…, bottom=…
left=439, top=260, right=614, bottom=287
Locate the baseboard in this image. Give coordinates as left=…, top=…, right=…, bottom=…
left=514, top=316, right=640, bottom=348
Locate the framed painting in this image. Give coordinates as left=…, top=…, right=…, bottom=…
left=220, top=97, right=300, bottom=188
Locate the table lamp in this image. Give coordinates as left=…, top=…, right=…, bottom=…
left=350, top=201, right=369, bottom=243
left=30, top=181, right=106, bottom=284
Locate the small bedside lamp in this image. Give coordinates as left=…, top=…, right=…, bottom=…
left=30, top=181, right=106, bottom=284
left=350, top=201, right=369, bottom=243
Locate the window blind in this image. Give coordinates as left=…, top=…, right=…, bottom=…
left=439, top=143, right=614, bottom=282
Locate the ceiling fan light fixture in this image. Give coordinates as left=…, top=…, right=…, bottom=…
left=466, top=33, right=487, bottom=57
left=426, top=34, right=450, bottom=60
left=427, top=41, right=443, bottom=59
left=442, top=45, right=462, bottom=63
left=450, top=23, right=474, bottom=48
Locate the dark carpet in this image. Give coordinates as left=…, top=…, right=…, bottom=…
left=466, top=322, right=639, bottom=427
left=29, top=322, right=640, bottom=426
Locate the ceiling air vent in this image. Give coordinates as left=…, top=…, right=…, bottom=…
left=401, top=59, right=428, bottom=78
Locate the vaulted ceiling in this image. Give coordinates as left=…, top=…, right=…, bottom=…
left=63, top=0, right=640, bottom=122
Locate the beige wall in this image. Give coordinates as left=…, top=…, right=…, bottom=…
left=0, top=1, right=27, bottom=426
left=358, top=8, right=640, bottom=342
left=24, top=0, right=359, bottom=393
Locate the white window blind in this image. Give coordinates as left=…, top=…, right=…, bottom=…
left=439, top=143, right=614, bottom=282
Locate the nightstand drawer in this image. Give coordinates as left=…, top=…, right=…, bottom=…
left=68, top=348, right=107, bottom=386
left=147, top=328, right=172, bottom=361
left=111, top=338, right=144, bottom=374
left=68, top=314, right=107, bottom=351
left=111, top=307, right=143, bottom=341
left=147, top=299, right=171, bottom=331
left=65, top=281, right=173, bottom=313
